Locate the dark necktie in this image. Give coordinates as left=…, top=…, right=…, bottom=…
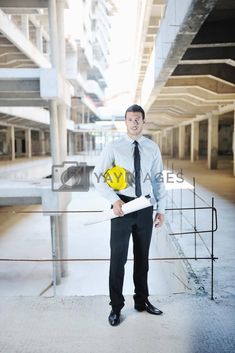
left=134, top=140, right=141, bottom=197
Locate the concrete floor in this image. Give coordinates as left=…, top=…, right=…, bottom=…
left=0, top=295, right=234, bottom=353
left=0, top=156, right=235, bottom=352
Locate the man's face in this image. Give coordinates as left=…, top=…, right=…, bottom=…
left=125, top=111, right=145, bottom=138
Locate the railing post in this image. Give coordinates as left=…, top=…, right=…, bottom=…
left=171, top=162, right=174, bottom=223
left=193, top=177, right=197, bottom=259
left=180, top=168, right=183, bottom=234
left=211, top=197, right=215, bottom=300
left=50, top=215, right=57, bottom=296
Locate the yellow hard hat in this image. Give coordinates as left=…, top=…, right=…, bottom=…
left=104, top=165, right=128, bottom=191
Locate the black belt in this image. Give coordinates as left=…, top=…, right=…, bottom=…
left=117, top=194, right=150, bottom=202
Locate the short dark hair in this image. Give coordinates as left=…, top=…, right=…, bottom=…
left=125, top=104, right=145, bottom=120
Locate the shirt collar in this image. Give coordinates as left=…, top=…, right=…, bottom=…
left=125, top=134, right=144, bottom=145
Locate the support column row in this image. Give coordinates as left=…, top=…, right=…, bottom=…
left=160, top=114, right=220, bottom=170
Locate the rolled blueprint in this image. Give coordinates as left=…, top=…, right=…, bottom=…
left=84, top=196, right=155, bottom=226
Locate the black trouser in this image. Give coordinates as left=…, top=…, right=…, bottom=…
left=109, top=195, right=153, bottom=313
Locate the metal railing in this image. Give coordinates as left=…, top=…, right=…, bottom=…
left=164, top=161, right=218, bottom=300
left=0, top=166, right=218, bottom=299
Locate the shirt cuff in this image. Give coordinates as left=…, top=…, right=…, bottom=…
left=156, top=200, right=165, bottom=214
left=108, top=193, right=121, bottom=205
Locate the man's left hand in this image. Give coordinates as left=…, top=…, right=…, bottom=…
left=154, top=213, right=164, bottom=228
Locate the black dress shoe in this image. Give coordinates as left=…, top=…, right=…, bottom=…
left=108, top=310, right=121, bottom=326
left=135, top=300, right=163, bottom=315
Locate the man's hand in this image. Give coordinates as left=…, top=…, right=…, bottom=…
left=113, top=199, right=125, bottom=217
left=154, top=213, right=165, bottom=228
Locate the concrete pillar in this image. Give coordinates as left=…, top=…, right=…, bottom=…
left=57, top=0, right=66, bottom=74
left=25, top=128, right=32, bottom=158
left=56, top=0, right=68, bottom=278
left=92, top=135, right=95, bottom=151
left=39, top=130, right=46, bottom=156
left=191, top=121, right=199, bottom=162
left=161, top=130, right=167, bottom=155
left=87, top=108, right=90, bottom=124
left=6, top=126, right=15, bottom=161
left=48, top=0, right=62, bottom=284
left=159, top=132, right=163, bottom=152
left=68, top=131, right=74, bottom=155
left=48, top=0, right=59, bottom=68
left=179, top=125, right=186, bottom=159
left=57, top=0, right=67, bottom=163
left=153, top=132, right=158, bottom=145
left=36, top=27, right=43, bottom=52
left=74, top=133, right=77, bottom=153
left=49, top=102, right=60, bottom=163
left=82, top=104, right=85, bottom=124
left=208, top=113, right=219, bottom=169
left=83, top=132, right=87, bottom=152
left=168, top=129, right=173, bottom=157
left=21, top=15, right=29, bottom=39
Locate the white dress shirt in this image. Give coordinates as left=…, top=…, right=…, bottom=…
left=93, top=134, right=166, bottom=214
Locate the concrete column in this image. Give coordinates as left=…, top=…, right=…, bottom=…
left=92, top=135, right=95, bottom=151
left=57, top=0, right=67, bottom=163
left=6, top=126, right=15, bottom=161
left=25, top=128, right=32, bottom=158
left=191, top=121, right=199, bottom=162
left=21, top=15, right=29, bottom=39
left=48, top=0, right=62, bottom=284
left=49, top=102, right=60, bottom=163
left=57, top=0, right=66, bottom=74
left=208, top=113, right=219, bottom=169
left=82, top=104, right=85, bottom=124
left=179, top=125, right=186, bottom=159
left=48, top=0, right=59, bottom=68
left=153, top=132, right=158, bottom=145
left=39, top=130, right=46, bottom=156
left=159, top=132, right=163, bottom=152
left=161, top=130, right=167, bottom=155
left=168, top=129, right=173, bottom=157
left=83, top=132, right=86, bottom=152
left=56, top=0, right=68, bottom=278
left=68, top=131, right=74, bottom=155
left=74, top=133, right=77, bottom=153
left=36, top=27, right=43, bottom=52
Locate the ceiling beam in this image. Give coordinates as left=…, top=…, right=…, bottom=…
left=0, top=1, right=48, bottom=8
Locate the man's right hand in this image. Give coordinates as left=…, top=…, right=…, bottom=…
left=113, top=199, right=125, bottom=217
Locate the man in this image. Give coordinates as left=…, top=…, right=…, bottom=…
left=93, top=104, right=166, bottom=326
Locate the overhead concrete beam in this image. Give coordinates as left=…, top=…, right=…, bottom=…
left=140, top=0, right=218, bottom=111
left=0, top=99, right=48, bottom=107
left=0, top=68, right=73, bottom=107
left=161, top=86, right=235, bottom=102
left=0, top=80, right=39, bottom=92
left=173, top=64, right=235, bottom=84
left=167, top=76, right=235, bottom=94
left=0, top=0, right=48, bottom=8
left=0, top=107, right=49, bottom=125
left=0, top=9, right=50, bottom=68
left=182, top=46, right=235, bottom=61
